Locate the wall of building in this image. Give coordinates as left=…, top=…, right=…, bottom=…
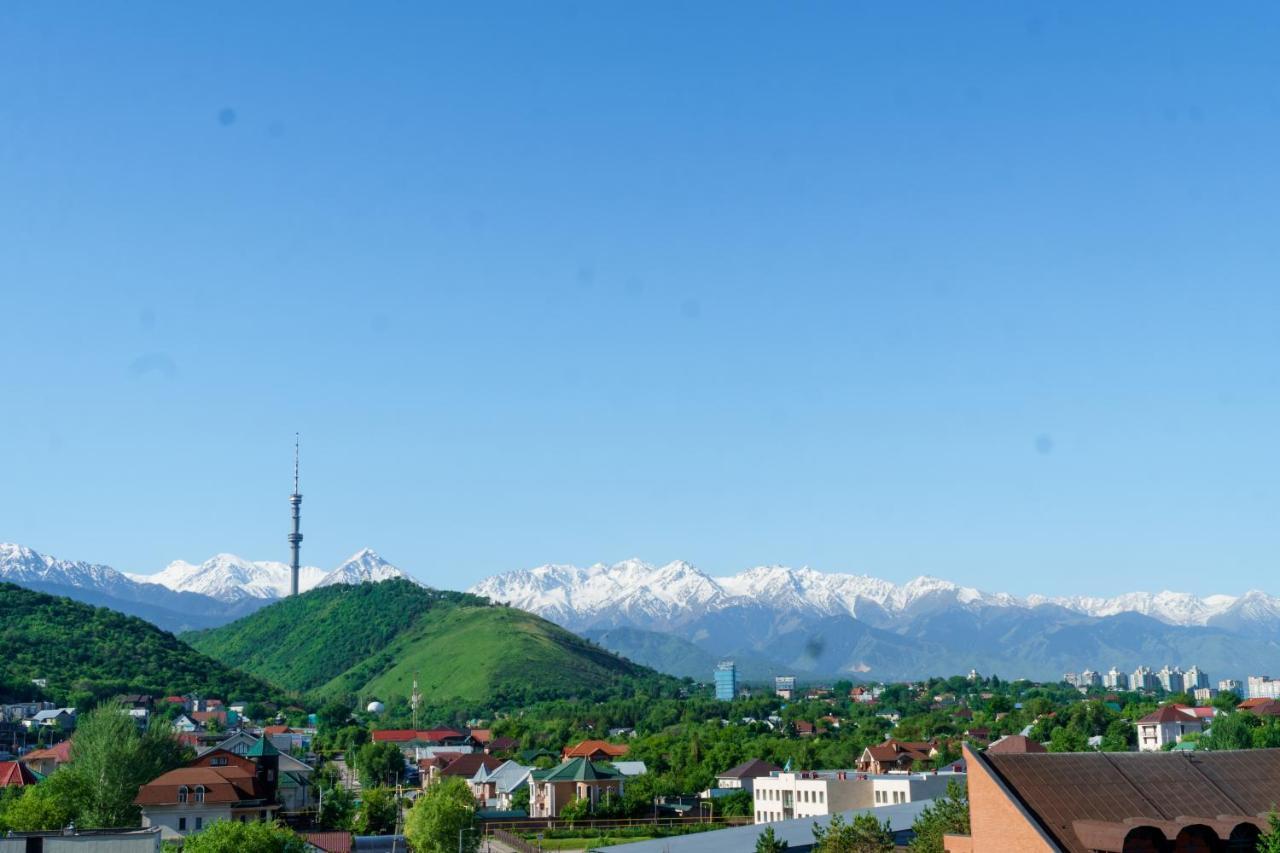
left=141, top=804, right=233, bottom=837
left=956, top=747, right=1056, bottom=853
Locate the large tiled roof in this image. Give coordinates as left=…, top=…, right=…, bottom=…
left=981, top=747, right=1280, bottom=853
left=133, top=765, right=266, bottom=806
left=438, top=753, right=503, bottom=778
left=718, top=759, right=781, bottom=780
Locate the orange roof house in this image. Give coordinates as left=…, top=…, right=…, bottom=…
left=20, top=740, right=72, bottom=776
left=562, top=740, right=629, bottom=761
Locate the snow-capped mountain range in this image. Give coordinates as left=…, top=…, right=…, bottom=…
left=470, top=560, right=1280, bottom=681
left=469, top=559, right=1277, bottom=630
left=0, top=543, right=418, bottom=631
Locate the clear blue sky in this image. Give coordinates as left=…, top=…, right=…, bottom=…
left=2, top=3, right=1278, bottom=596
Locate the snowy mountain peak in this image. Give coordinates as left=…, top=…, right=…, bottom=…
left=317, top=549, right=419, bottom=588
left=471, top=559, right=1278, bottom=632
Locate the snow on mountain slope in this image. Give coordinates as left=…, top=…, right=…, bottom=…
left=0, top=542, right=139, bottom=596
left=129, top=553, right=326, bottom=601
left=316, top=548, right=419, bottom=588
left=470, top=559, right=1279, bottom=630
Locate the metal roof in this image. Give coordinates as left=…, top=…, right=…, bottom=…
left=590, top=800, right=932, bottom=853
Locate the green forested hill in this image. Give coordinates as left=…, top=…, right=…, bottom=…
left=183, top=580, right=674, bottom=710
left=0, top=582, right=275, bottom=705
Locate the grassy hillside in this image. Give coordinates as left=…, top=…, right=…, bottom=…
left=0, top=582, right=276, bottom=705
left=184, top=580, right=674, bottom=710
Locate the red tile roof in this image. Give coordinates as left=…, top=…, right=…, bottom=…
left=1239, top=699, right=1280, bottom=717
left=469, top=728, right=493, bottom=744
left=21, top=741, right=72, bottom=764
left=563, top=740, right=629, bottom=759
left=1138, top=706, right=1198, bottom=724
left=304, top=832, right=354, bottom=853
left=133, top=765, right=265, bottom=806
left=371, top=728, right=466, bottom=743
left=0, top=761, right=39, bottom=788
left=371, top=729, right=419, bottom=742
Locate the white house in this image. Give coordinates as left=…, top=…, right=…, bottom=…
left=1136, top=706, right=1204, bottom=752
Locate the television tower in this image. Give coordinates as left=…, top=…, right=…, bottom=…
left=289, top=434, right=303, bottom=596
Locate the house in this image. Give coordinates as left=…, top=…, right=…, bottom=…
left=372, top=728, right=472, bottom=760
left=28, top=707, right=76, bottom=731
left=470, top=760, right=533, bottom=809
left=135, top=737, right=282, bottom=839
left=753, top=768, right=964, bottom=823
left=20, top=739, right=72, bottom=775
left=561, top=739, right=628, bottom=761
left=191, top=710, right=229, bottom=730
left=197, top=739, right=315, bottom=813
left=0, top=760, right=40, bottom=788
left=433, top=752, right=502, bottom=791
left=0, top=827, right=162, bottom=851
left=469, top=728, right=492, bottom=747
left=856, top=739, right=937, bottom=774
left=944, top=742, right=1277, bottom=852
left=528, top=758, right=625, bottom=818
left=1136, top=705, right=1203, bottom=752
left=486, top=736, right=519, bottom=754
left=793, top=720, right=815, bottom=737
left=173, top=714, right=200, bottom=733
left=710, top=759, right=780, bottom=796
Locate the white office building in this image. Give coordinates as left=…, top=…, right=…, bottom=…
left=752, top=770, right=962, bottom=824
left=1247, top=676, right=1280, bottom=700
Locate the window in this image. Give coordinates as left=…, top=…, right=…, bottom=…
left=195, top=817, right=203, bottom=831
left=211, top=756, right=228, bottom=766
left=178, top=818, right=187, bottom=831
left=177, top=786, right=188, bottom=804
left=195, top=785, right=206, bottom=803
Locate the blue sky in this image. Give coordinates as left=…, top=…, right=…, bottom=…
left=2, top=3, right=1278, bottom=595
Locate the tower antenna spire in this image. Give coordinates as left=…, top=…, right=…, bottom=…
left=288, top=434, right=304, bottom=596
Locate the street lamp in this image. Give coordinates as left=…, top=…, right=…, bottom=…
left=458, top=825, right=478, bottom=853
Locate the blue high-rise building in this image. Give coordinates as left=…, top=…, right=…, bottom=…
left=714, top=660, right=737, bottom=701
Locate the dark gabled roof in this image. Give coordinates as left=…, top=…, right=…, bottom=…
left=438, top=753, right=503, bottom=778
left=978, top=746, right=1280, bottom=853
left=1137, top=705, right=1198, bottom=724
left=718, top=759, right=781, bottom=780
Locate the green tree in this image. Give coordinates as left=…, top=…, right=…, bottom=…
left=812, top=812, right=894, bottom=853
left=317, top=700, right=353, bottom=731
left=908, top=780, right=970, bottom=853
left=717, top=789, right=755, bottom=817
left=1258, top=809, right=1280, bottom=853
left=1, top=770, right=89, bottom=831
left=180, top=819, right=308, bottom=853
left=404, top=776, right=477, bottom=853
left=317, top=782, right=356, bottom=830
left=355, top=786, right=399, bottom=835
left=755, top=825, right=789, bottom=852
left=559, top=796, right=591, bottom=826
left=1048, top=726, right=1089, bottom=753
left=1099, top=720, right=1133, bottom=752
left=510, top=785, right=530, bottom=814
left=1203, top=711, right=1258, bottom=751
left=353, top=741, right=406, bottom=787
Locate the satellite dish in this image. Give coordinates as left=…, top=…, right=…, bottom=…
left=366, top=700, right=386, bottom=714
